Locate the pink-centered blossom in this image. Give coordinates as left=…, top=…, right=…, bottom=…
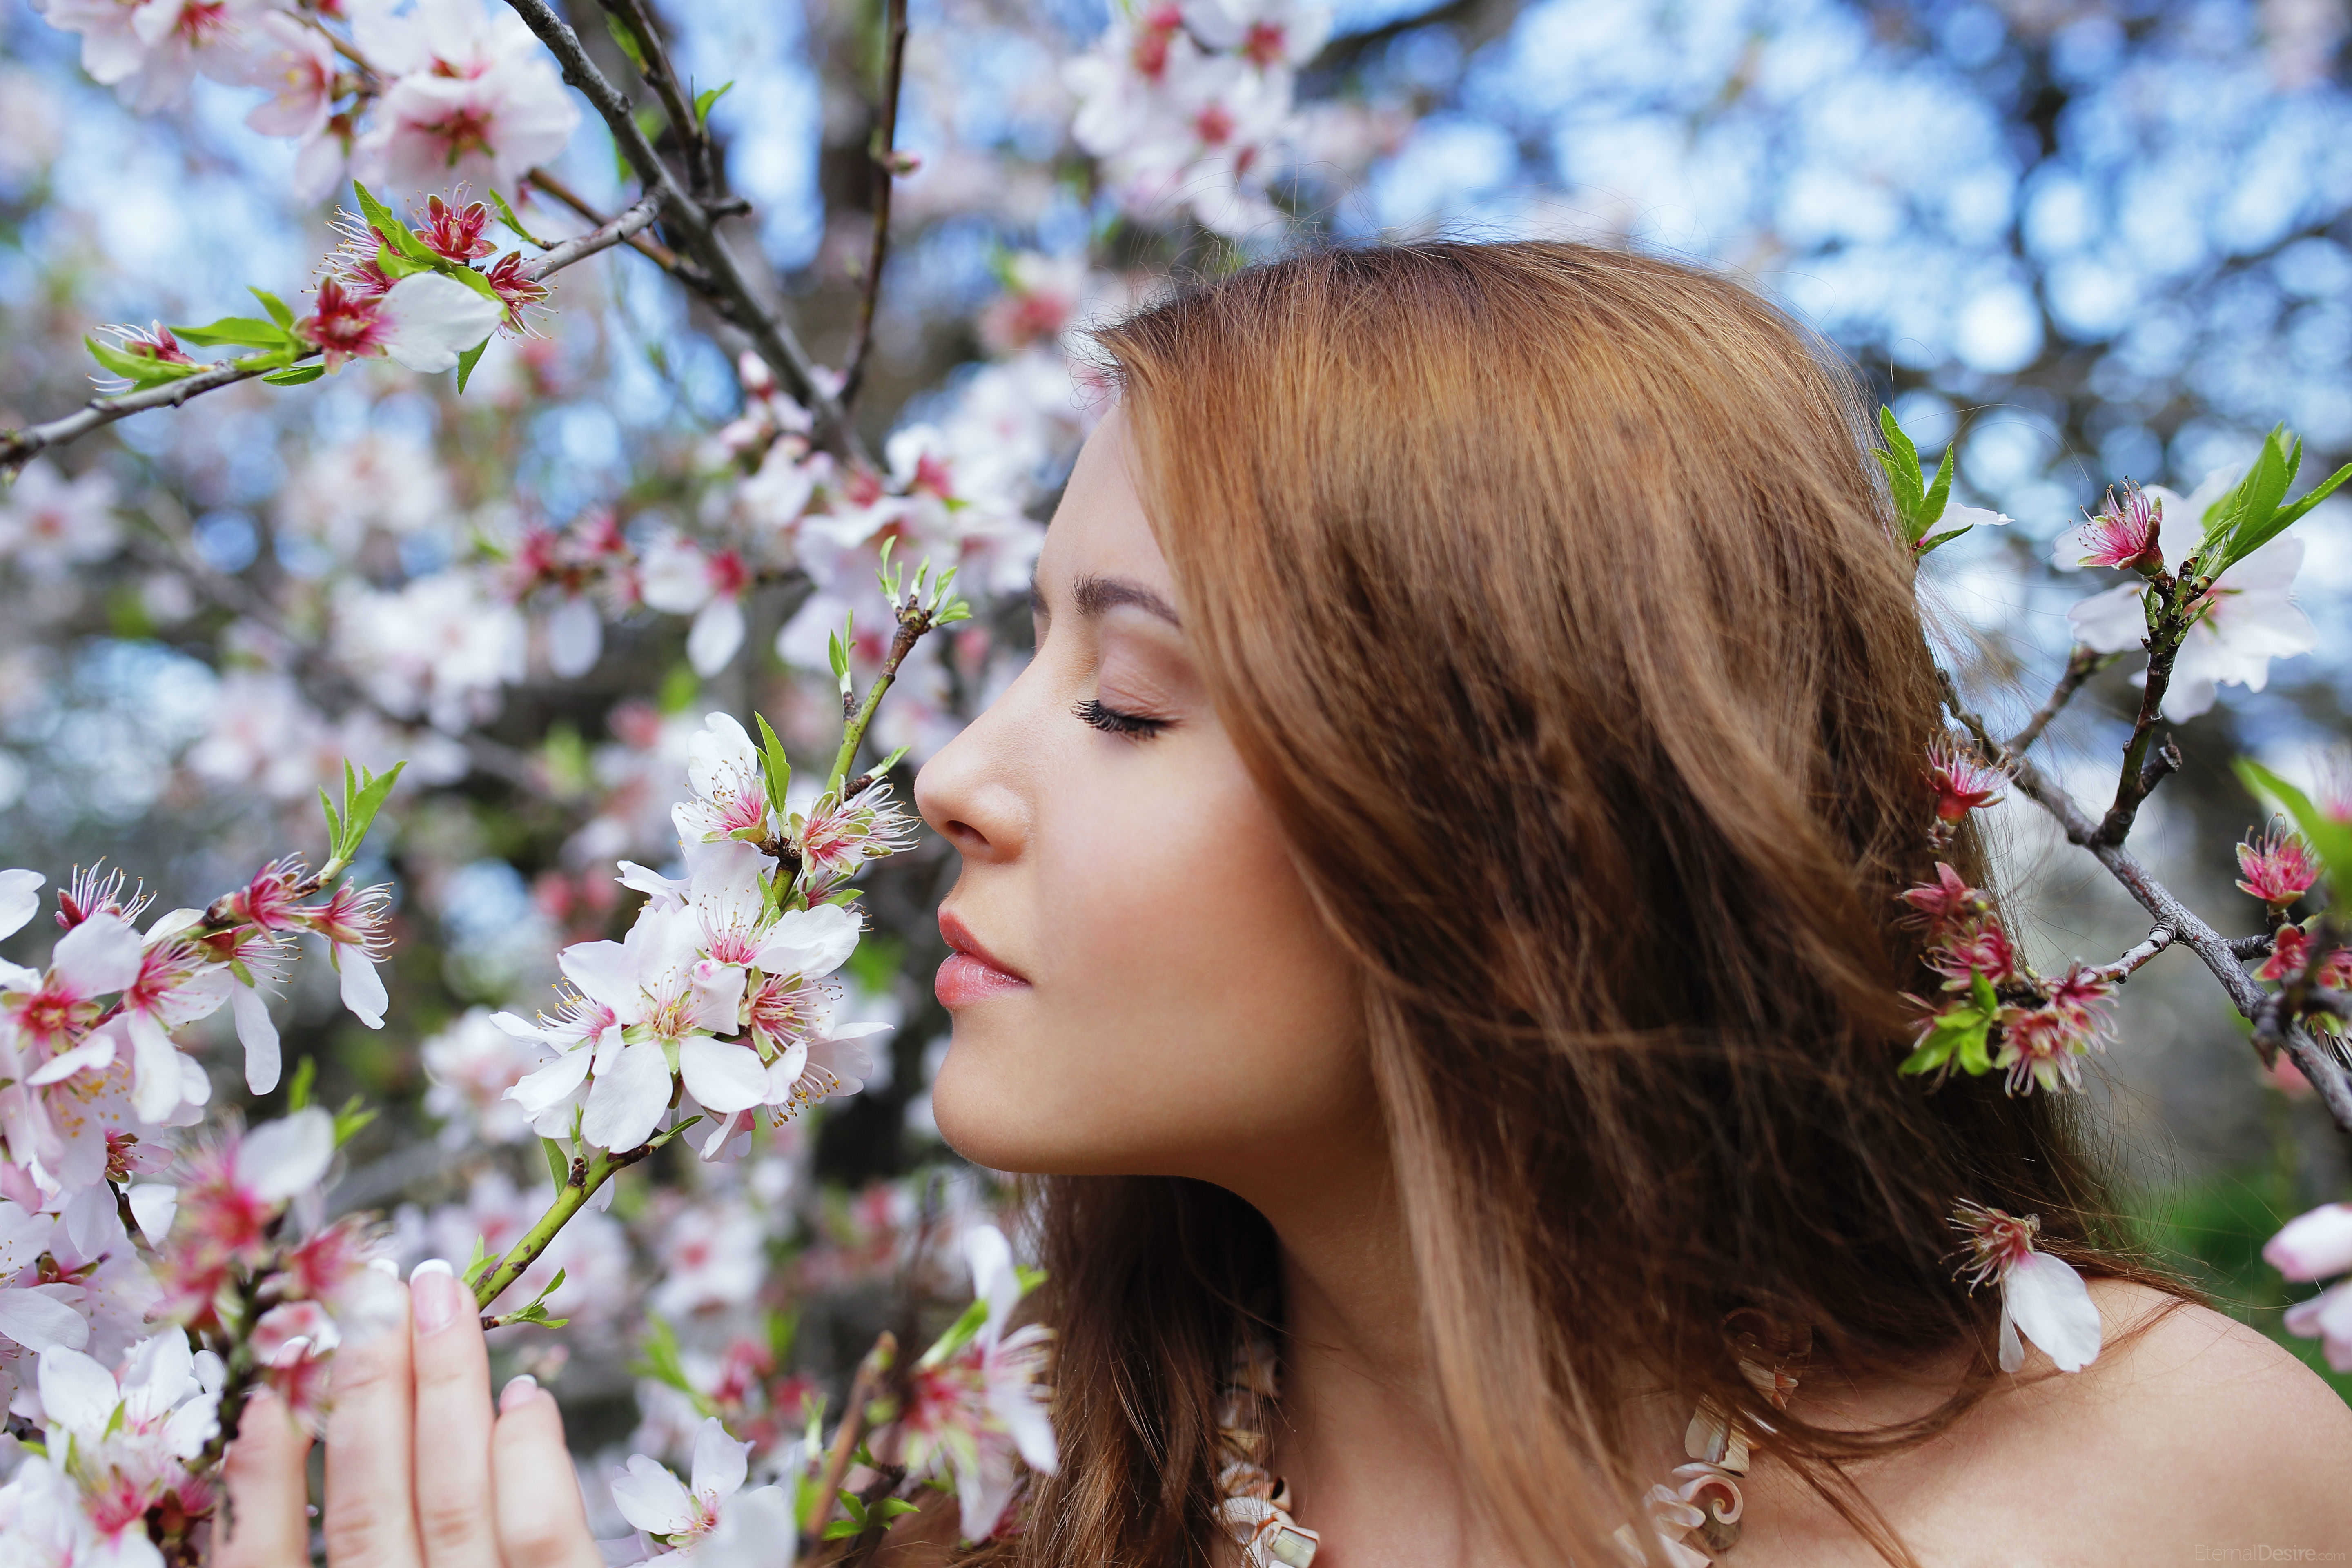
left=608, top=1416, right=795, bottom=1566
left=1949, top=1200, right=2101, bottom=1373
left=235, top=11, right=345, bottom=198
left=2055, top=481, right=2165, bottom=573
left=672, top=713, right=775, bottom=845
left=797, top=783, right=919, bottom=895
left=641, top=538, right=753, bottom=676
left=1922, top=735, right=2006, bottom=825
left=2065, top=464, right=2316, bottom=719
left=349, top=0, right=579, bottom=194
left=1182, top=0, right=1333, bottom=71
left=2236, top=824, right=2319, bottom=911
left=300, top=272, right=505, bottom=376
left=34, top=1333, right=223, bottom=1563
left=308, top=880, right=392, bottom=1030
left=556, top=904, right=748, bottom=1152
left=2257, top=921, right=2352, bottom=988
left=900, top=1225, right=1058, bottom=1542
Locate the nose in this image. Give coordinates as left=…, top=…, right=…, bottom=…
left=914, top=686, right=1030, bottom=865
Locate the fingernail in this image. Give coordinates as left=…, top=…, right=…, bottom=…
left=499, top=1374, right=539, bottom=1412
left=367, top=1257, right=401, bottom=1277
left=338, top=1265, right=405, bottom=1347
left=410, top=1258, right=458, bottom=1335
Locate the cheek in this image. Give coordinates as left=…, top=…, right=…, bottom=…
left=933, top=735, right=1367, bottom=1178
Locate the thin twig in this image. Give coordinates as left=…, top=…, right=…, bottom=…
left=596, top=0, right=717, bottom=196
left=4, top=361, right=277, bottom=470
left=519, top=189, right=669, bottom=281
left=2004, top=644, right=2105, bottom=755
left=498, top=0, right=873, bottom=470
left=2094, top=580, right=2189, bottom=849
left=840, top=0, right=911, bottom=413
left=523, top=168, right=695, bottom=277
left=2090, top=926, right=2174, bottom=984
left=804, top=1332, right=897, bottom=1547
left=1939, top=670, right=2352, bottom=1131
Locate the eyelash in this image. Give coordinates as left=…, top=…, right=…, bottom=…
left=1073, top=697, right=1170, bottom=739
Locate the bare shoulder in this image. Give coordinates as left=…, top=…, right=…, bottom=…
left=2055, top=1278, right=2352, bottom=1537
left=1740, top=1277, right=2352, bottom=1566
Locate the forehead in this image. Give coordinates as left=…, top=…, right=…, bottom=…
left=1036, top=407, right=1178, bottom=600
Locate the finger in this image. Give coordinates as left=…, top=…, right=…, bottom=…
left=323, top=1270, right=423, bottom=1568
left=491, top=1376, right=605, bottom=1568
left=212, top=1387, right=314, bottom=1568
left=408, top=1259, right=501, bottom=1568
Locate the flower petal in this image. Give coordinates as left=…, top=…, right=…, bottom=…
left=336, top=948, right=389, bottom=1030
left=0, top=1288, right=90, bottom=1353
left=237, top=1108, right=337, bottom=1203
left=580, top=1039, right=670, bottom=1152
left=2002, top=1250, right=2101, bottom=1372
left=2064, top=583, right=2150, bottom=656
left=686, top=596, right=746, bottom=677
left=677, top=1036, right=767, bottom=1116
left=51, top=912, right=144, bottom=998
left=0, top=869, right=42, bottom=943
left=233, top=982, right=282, bottom=1095
left=2265, top=1202, right=2352, bottom=1282
left=379, top=272, right=504, bottom=374
left=608, top=1454, right=699, bottom=1537
left=688, top=1415, right=749, bottom=1503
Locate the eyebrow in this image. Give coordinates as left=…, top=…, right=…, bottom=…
left=1030, top=573, right=1182, bottom=628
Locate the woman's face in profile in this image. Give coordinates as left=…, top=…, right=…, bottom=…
left=913, top=408, right=1370, bottom=1187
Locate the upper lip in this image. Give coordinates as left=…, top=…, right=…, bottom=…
left=938, top=907, right=1027, bottom=982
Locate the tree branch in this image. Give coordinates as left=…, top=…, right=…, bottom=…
left=4, top=190, right=667, bottom=472
left=840, top=0, right=910, bottom=413
left=498, top=0, right=874, bottom=470
left=595, top=0, right=717, bottom=196
left=1939, top=670, right=2352, bottom=1131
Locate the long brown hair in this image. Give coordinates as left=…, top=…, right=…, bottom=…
left=916, top=241, right=2191, bottom=1566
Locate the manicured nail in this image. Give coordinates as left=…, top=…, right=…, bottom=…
left=367, top=1257, right=401, bottom=1277
left=339, top=1265, right=405, bottom=1346
left=499, top=1374, right=539, bottom=1412
left=410, top=1258, right=458, bottom=1334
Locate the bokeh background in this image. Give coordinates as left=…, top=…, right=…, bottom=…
left=5, top=0, right=2352, bottom=1474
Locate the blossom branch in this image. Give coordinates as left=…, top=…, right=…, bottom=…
left=3, top=189, right=664, bottom=472
left=1939, top=672, right=2352, bottom=1130
left=840, top=0, right=911, bottom=413
left=470, top=1138, right=659, bottom=1312
left=497, top=0, right=875, bottom=470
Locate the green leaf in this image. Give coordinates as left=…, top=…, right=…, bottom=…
left=1912, top=525, right=1973, bottom=557
left=918, top=1297, right=991, bottom=1370
left=172, top=316, right=290, bottom=349
left=461, top=1234, right=496, bottom=1290
left=2225, top=455, right=2352, bottom=570
left=487, top=187, right=552, bottom=249
left=262, top=364, right=326, bottom=387
left=1874, top=406, right=1925, bottom=539
left=604, top=10, right=649, bottom=70
left=633, top=1315, right=699, bottom=1395
left=332, top=759, right=407, bottom=862
left=542, top=1136, right=571, bottom=1190
left=823, top=1521, right=864, bottom=1541
left=694, top=80, right=734, bottom=126
left=85, top=336, right=201, bottom=388
left=251, top=287, right=294, bottom=327
left=755, top=712, right=793, bottom=817
left=1898, top=1003, right=1992, bottom=1078
left=286, top=1056, right=317, bottom=1112
left=878, top=1498, right=920, bottom=1519
left=333, top=1094, right=377, bottom=1147
left=376, top=239, right=436, bottom=281
left=354, top=180, right=440, bottom=265
left=456, top=336, right=490, bottom=395
left=1919, top=442, right=1954, bottom=532
left=2237, top=757, right=2352, bottom=913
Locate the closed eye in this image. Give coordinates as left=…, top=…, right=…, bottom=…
left=1073, top=697, right=1170, bottom=738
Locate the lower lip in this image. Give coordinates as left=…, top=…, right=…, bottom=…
left=935, top=952, right=1030, bottom=1008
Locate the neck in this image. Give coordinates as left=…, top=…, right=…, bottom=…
left=1222, top=1131, right=1691, bottom=1566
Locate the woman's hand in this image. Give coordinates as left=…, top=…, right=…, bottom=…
left=213, top=1261, right=606, bottom=1568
